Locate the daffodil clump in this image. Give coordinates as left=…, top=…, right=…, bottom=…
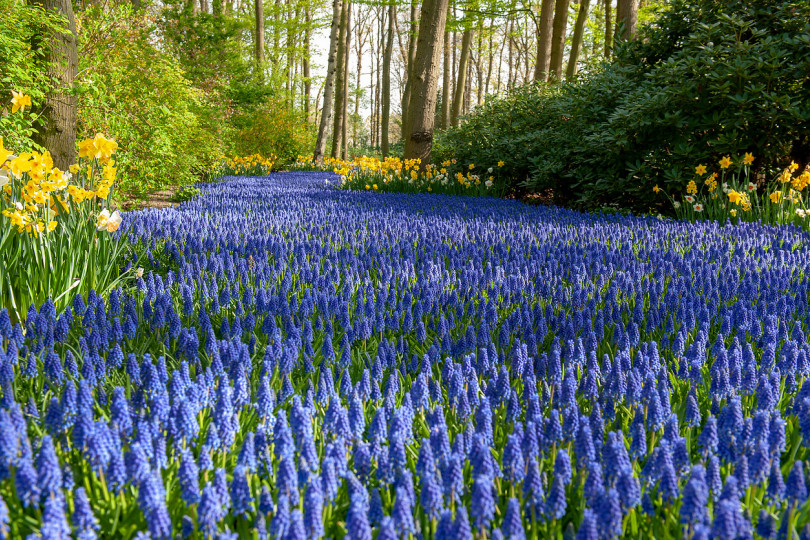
left=659, top=153, right=810, bottom=229
left=1, top=91, right=131, bottom=322
left=293, top=155, right=506, bottom=196
left=207, top=153, right=276, bottom=180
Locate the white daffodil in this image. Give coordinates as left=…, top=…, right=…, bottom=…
left=0, top=169, right=8, bottom=188
left=97, top=209, right=123, bottom=233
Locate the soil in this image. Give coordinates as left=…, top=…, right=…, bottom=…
left=121, top=187, right=180, bottom=211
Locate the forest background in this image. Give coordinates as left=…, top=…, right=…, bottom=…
left=2, top=0, right=809, bottom=210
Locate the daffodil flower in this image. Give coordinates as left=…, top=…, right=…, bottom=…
left=96, top=208, right=123, bottom=233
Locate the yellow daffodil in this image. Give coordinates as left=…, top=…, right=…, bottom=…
left=743, top=153, right=754, bottom=165
left=695, top=164, right=707, bottom=175
left=0, top=138, right=12, bottom=164
left=770, top=191, right=782, bottom=203
left=498, top=161, right=505, bottom=167
left=11, top=90, right=32, bottom=114
left=686, top=180, right=698, bottom=194
left=719, top=156, right=733, bottom=169
left=728, top=190, right=742, bottom=205
left=653, top=185, right=661, bottom=193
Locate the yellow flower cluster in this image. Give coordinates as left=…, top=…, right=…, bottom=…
left=1, top=133, right=119, bottom=236
left=218, top=154, right=276, bottom=176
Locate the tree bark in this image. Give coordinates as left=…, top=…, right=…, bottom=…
left=381, top=3, right=395, bottom=156
left=403, top=0, right=450, bottom=167
left=255, top=0, right=265, bottom=67
left=604, top=0, right=613, bottom=57
left=566, top=0, right=590, bottom=80
left=441, top=15, right=451, bottom=129
left=401, top=1, right=420, bottom=144
left=549, top=0, right=570, bottom=80
left=304, top=7, right=312, bottom=120
left=314, top=0, right=343, bottom=162
left=616, top=0, right=638, bottom=41
left=341, top=3, right=351, bottom=159
left=451, top=26, right=471, bottom=126
left=31, top=0, right=78, bottom=170
left=533, top=0, right=554, bottom=81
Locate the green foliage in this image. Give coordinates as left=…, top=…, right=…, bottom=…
left=230, top=99, right=314, bottom=166
left=0, top=0, right=64, bottom=151
left=76, top=7, right=224, bottom=198
left=437, top=0, right=810, bottom=212
left=172, top=185, right=202, bottom=202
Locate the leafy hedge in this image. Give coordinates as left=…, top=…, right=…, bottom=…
left=435, top=0, right=810, bottom=212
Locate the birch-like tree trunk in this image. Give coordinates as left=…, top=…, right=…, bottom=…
left=313, top=0, right=343, bottom=162
left=441, top=15, right=451, bottom=129
left=403, top=0, right=450, bottom=166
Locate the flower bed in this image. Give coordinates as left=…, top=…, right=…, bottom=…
left=2, top=171, right=810, bottom=538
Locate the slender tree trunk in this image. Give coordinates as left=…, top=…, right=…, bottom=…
left=616, top=0, right=638, bottom=41
left=534, top=0, right=554, bottom=80
left=255, top=0, right=265, bottom=68
left=475, top=26, right=484, bottom=106
left=314, top=0, right=343, bottom=162
left=213, top=0, right=222, bottom=16
left=604, top=0, right=613, bottom=57
left=339, top=2, right=352, bottom=159
left=331, top=0, right=348, bottom=158
left=451, top=26, right=471, bottom=126
left=403, top=0, right=450, bottom=166
left=354, top=16, right=364, bottom=151
left=304, top=7, right=312, bottom=120
left=485, top=24, right=493, bottom=96
left=566, top=0, right=590, bottom=79
left=441, top=16, right=451, bottom=129
left=549, top=0, right=570, bottom=80
left=401, top=1, right=420, bottom=144
left=381, top=3, right=395, bottom=156
left=31, top=0, right=77, bottom=170
left=506, top=16, right=513, bottom=89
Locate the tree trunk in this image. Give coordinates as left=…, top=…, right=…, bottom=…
left=485, top=24, right=493, bottom=96
left=341, top=3, right=351, bottom=159
left=331, top=0, right=348, bottom=158
left=381, top=3, right=395, bottom=156
left=304, top=7, right=312, bottom=120
left=549, top=0, right=570, bottom=80
left=533, top=0, right=554, bottom=81
left=255, top=0, right=265, bottom=67
left=451, top=26, right=471, bottom=127
left=604, top=0, right=613, bottom=57
left=314, top=0, right=343, bottom=162
left=401, top=1, right=420, bottom=144
left=403, top=0, right=450, bottom=167
left=565, top=0, right=590, bottom=80
left=475, top=26, right=484, bottom=106
left=31, top=0, right=77, bottom=170
left=616, top=0, right=638, bottom=41
left=354, top=14, right=363, bottom=151
left=441, top=16, right=451, bottom=129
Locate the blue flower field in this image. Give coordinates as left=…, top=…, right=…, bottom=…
left=4, top=171, right=810, bottom=539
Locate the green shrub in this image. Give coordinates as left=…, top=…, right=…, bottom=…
left=437, top=0, right=810, bottom=212
left=77, top=6, right=224, bottom=198
left=230, top=99, right=314, bottom=167
left=172, top=185, right=202, bottom=202
left=0, top=0, right=65, bottom=152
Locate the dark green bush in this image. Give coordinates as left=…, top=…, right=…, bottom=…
left=436, top=0, right=810, bottom=211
